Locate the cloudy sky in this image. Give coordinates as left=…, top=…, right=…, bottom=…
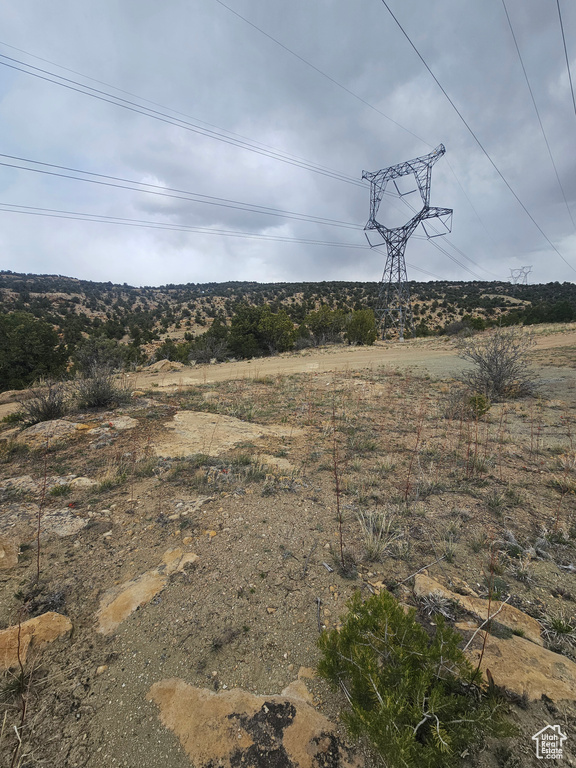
left=0, top=0, right=575, bottom=287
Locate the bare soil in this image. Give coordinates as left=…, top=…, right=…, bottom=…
left=1, top=326, right=575, bottom=767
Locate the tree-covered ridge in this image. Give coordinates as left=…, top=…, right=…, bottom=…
left=1, top=270, right=575, bottom=391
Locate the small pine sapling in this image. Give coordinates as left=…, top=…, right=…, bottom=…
left=318, top=590, right=513, bottom=768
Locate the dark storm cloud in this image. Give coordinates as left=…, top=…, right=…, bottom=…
left=0, top=0, right=574, bottom=285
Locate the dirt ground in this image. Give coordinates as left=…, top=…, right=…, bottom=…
left=1, top=326, right=576, bottom=767
left=126, top=325, right=576, bottom=389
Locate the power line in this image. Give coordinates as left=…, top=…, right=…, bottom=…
left=0, top=153, right=363, bottom=231
left=557, top=0, right=576, bottom=120
left=0, top=31, right=524, bottom=284
left=0, top=52, right=366, bottom=190
left=212, top=0, right=430, bottom=147
left=0, top=202, right=472, bottom=280
left=212, top=3, right=510, bottom=281
left=0, top=201, right=367, bottom=247
left=443, top=157, right=503, bottom=276
left=0, top=40, right=498, bottom=280
left=0, top=39, right=373, bottom=188
left=379, top=0, right=576, bottom=275
left=426, top=238, right=485, bottom=280
left=395, top=185, right=501, bottom=278
left=1, top=153, right=486, bottom=279
left=502, top=0, right=575, bottom=229
left=373, top=248, right=445, bottom=280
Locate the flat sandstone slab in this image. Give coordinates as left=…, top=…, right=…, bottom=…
left=468, top=633, right=576, bottom=701
left=413, top=573, right=543, bottom=645
left=0, top=535, right=19, bottom=569
left=148, top=678, right=363, bottom=768
left=17, top=419, right=81, bottom=447
left=0, top=612, right=72, bottom=670
left=154, top=411, right=301, bottom=458
left=96, top=548, right=198, bottom=634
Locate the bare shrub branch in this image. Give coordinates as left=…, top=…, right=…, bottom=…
left=457, top=327, right=537, bottom=401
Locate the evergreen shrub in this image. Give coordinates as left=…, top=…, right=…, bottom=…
left=317, top=590, right=513, bottom=768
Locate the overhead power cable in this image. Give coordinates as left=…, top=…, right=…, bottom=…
left=0, top=202, right=367, bottom=247
left=556, top=0, right=576, bottom=119
left=0, top=39, right=371, bottom=188
left=0, top=202, right=457, bottom=279
left=425, top=239, right=485, bottom=281
left=379, top=0, right=576, bottom=275
left=212, top=3, right=508, bottom=280
left=212, top=0, right=429, bottom=146
left=396, top=188, right=502, bottom=278
left=0, top=153, right=363, bottom=231
left=2, top=152, right=487, bottom=279
left=0, top=52, right=366, bottom=189
left=501, top=0, right=575, bottom=229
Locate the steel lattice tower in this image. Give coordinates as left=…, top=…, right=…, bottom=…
left=509, top=266, right=532, bottom=285
left=363, top=144, right=452, bottom=340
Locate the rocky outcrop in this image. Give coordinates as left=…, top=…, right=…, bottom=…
left=0, top=536, right=19, bottom=569
left=467, top=633, right=576, bottom=701
left=17, top=419, right=80, bottom=448
left=147, top=677, right=363, bottom=768
left=154, top=411, right=302, bottom=458
left=96, top=548, right=198, bottom=634
left=146, top=360, right=185, bottom=372
left=0, top=612, right=72, bottom=670
left=414, top=572, right=576, bottom=701
left=413, top=573, right=543, bottom=645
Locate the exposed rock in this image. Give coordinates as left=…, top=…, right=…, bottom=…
left=154, top=411, right=301, bottom=458
left=0, top=389, right=22, bottom=405
left=17, top=419, right=80, bottom=448
left=96, top=570, right=167, bottom=635
left=258, top=453, right=297, bottom=472
left=0, top=402, right=20, bottom=421
left=146, top=360, right=185, bottom=372
left=69, top=476, right=98, bottom=489
left=456, top=594, right=543, bottom=646
left=104, top=415, right=138, bottom=430
left=147, top=678, right=364, bottom=768
left=0, top=502, right=39, bottom=537
left=96, top=548, right=199, bottom=634
left=42, top=509, right=90, bottom=537
left=0, top=536, right=19, bottom=569
left=413, top=573, right=453, bottom=600
left=0, top=475, right=39, bottom=495
left=414, top=573, right=542, bottom=645
left=0, top=612, right=72, bottom=670
left=467, top=633, right=576, bottom=701
left=160, top=547, right=199, bottom=574
left=449, top=577, right=479, bottom=597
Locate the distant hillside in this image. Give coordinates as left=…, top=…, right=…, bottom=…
left=1, top=270, right=575, bottom=390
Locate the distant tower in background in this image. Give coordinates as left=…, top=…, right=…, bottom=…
left=363, top=144, right=452, bottom=340
left=509, top=266, right=532, bottom=285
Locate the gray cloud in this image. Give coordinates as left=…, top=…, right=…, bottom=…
left=0, top=0, right=574, bottom=285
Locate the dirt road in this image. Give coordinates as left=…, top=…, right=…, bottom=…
left=127, top=327, right=576, bottom=391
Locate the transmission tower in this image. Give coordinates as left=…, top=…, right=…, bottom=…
left=509, top=266, right=532, bottom=285
left=363, top=144, right=452, bottom=340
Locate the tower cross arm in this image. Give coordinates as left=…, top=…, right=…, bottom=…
left=420, top=206, right=453, bottom=220
left=361, top=144, right=446, bottom=185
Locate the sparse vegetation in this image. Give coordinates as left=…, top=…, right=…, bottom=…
left=318, top=590, right=513, bottom=768
left=0, top=302, right=574, bottom=767
left=457, top=327, right=537, bottom=401
left=75, top=365, right=132, bottom=409
left=356, top=507, right=403, bottom=561
left=17, top=381, right=69, bottom=426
